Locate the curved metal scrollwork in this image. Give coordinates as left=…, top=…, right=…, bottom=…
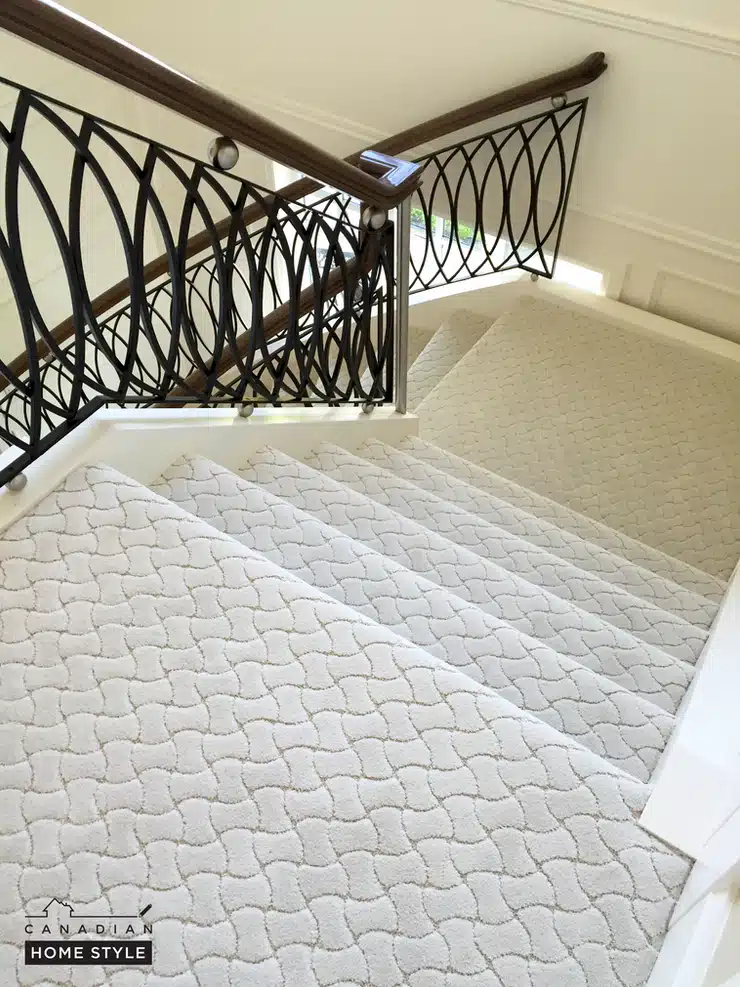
left=409, top=100, right=587, bottom=293
left=0, top=79, right=393, bottom=486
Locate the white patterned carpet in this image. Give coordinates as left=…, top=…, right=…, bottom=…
left=2, top=294, right=734, bottom=985
left=417, top=296, right=740, bottom=579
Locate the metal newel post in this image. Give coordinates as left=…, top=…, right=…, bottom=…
left=394, top=197, right=412, bottom=415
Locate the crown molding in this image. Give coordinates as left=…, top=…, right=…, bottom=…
left=496, top=0, right=740, bottom=58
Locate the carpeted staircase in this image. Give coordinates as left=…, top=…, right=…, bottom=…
left=2, top=294, right=733, bottom=986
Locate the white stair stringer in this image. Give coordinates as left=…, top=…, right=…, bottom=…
left=397, top=434, right=728, bottom=604
left=383, top=437, right=718, bottom=629
left=153, top=455, right=675, bottom=782
left=0, top=462, right=691, bottom=987
left=306, top=442, right=708, bottom=665
left=406, top=309, right=492, bottom=411
left=238, top=446, right=694, bottom=714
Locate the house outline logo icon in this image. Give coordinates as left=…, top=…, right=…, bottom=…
left=26, top=898, right=75, bottom=919
left=25, top=898, right=152, bottom=925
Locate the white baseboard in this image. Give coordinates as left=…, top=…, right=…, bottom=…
left=408, top=274, right=740, bottom=368
left=527, top=280, right=740, bottom=365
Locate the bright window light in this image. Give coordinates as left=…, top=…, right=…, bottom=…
left=552, top=258, right=604, bottom=294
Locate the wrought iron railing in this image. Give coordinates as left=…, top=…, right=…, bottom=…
left=408, top=100, right=587, bottom=292
left=279, top=99, right=589, bottom=299
left=0, top=71, right=594, bottom=490
left=0, top=80, right=395, bottom=487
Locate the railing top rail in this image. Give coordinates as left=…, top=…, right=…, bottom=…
left=370, top=52, right=606, bottom=158
left=410, top=95, right=588, bottom=162
left=0, top=0, right=423, bottom=209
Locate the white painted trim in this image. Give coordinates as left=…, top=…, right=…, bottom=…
left=639, top=561, right=740, bottom=858
left=575, top=206, right=740, bottom=264
left=526, top=279, right=740, bottom=365
left=497, top=0, right=740, bottom=58
left=247, top=92, right=385, bottom=146
left=648, top=268, right=740, bottom=310
left=0, top=406, right=418, bottom=534
left=672, top=804, right=740, bottom=923
left=647, top=888, right=734, bottom=987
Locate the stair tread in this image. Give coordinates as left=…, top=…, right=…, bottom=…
left=237, top=445, right=693, bottom=713
left=308, top=441, right=708, bottom=665
left=386, top=436, right=718, bottom=628
left=0, top=461, right=690, bottom=987
left=153, top=454, right=675, bottom=781
left=398, top=434, right=727, bottom=603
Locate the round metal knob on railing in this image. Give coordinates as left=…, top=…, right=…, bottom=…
left=530, top=273, right=539, bottom=282
left=237, top=403, right=254, bottom=418
left=551, top=93, right=568, bottom=110
left=361, top=206, right=388, bottom=231
left=6, top=472, right=28, bottom=492
left=208, top=136, right=239, bottom=171
left=361, top=402, right=375, bottom=415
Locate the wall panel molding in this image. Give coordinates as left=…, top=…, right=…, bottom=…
left=247, top=93, right=385, bottom=147
left=575, top=207, right=740, bottom=263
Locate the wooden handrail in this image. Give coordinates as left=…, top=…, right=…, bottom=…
left=224, top=52, right=607, bottom=222
left=0, top=41, right=606, bottom=396
left=369, top=51, right=606, bottom=156
left=0, top=0, right=422, bottom=208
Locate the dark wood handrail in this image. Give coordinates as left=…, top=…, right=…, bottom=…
left=226, top=52, right=608, bottom=221
left=369, top=51, right=606, bottom=156
left=155, top=51, right=608, bottom=400
left=0, top=44, right=606, bottom=396
left=0, top=0, right=422, bottom=208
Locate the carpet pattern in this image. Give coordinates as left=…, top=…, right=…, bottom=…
left=417, top=296, right=740, bottom=579
left=0, top=464, right=691, bottom=986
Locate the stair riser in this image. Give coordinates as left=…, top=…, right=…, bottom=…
left=398, top=434, right=727, bottom=604
left=237, top=446, right=694, bottom=715
left=383, top=439, right=718, bottom=628
left=153, top=457, right=676, bottom=781
left=306, top=444, right=707, bottom=665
